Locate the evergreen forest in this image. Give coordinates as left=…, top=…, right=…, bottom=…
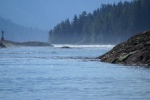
left=48, top=0, right=150, bottom=44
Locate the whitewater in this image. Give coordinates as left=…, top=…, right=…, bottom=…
left=0, top=45, right=150, bottom=100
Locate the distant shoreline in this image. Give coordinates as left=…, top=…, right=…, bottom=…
left=0, top=40, right=53, bottom=48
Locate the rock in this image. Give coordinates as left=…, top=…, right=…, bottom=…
left=61, top=46, right=71, bottom=49
left=99, top=30, right=150, bottom=67
left=0, top=42, right=6, bottom=48
left=1, top=40, right=53, bottom=47
left=21, top=41, right=53, bottom=47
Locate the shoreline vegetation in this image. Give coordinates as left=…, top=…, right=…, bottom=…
left=99, top=30, right=150, bottom=67
left=49, top=0, right=150, bottom=44
left=0, top=40, right=53, bottom=48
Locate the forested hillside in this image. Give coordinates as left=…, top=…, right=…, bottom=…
left=0, top=17, right=48, bottom=42
left=48, top=0, right=150, bottom=44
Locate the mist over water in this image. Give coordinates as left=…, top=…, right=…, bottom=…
left=0, top=46, right=150, bottom=100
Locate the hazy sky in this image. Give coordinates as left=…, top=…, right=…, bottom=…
left=0, top=0, right=131, bottom=31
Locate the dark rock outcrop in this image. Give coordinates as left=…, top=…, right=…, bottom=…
left=61, top=46, right=71, bottom=49
left=0, top=42, right=6, bottom=48
left=99, top=30, right=150, bottom=67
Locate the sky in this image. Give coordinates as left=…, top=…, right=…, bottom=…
left=0, top=0, right=132, bottom=31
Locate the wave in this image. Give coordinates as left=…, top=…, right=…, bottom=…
left=53, top=44, right=115, bottom=48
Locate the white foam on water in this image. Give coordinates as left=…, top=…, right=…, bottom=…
left=53, top=44, right=115, bottom=48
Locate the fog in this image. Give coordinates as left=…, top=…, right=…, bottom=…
left=0, top=0, right=131, bottom=30
left=0, top=0, right=132, bottom=42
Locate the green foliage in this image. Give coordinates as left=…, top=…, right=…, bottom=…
left=49, top=0, right=150, bottom=44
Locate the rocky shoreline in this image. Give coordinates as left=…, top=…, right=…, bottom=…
left=99, top=30, right=150, bottom=67
left=0, top=40, right=53, bottom=48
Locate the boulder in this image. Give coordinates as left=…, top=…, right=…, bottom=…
left=61, top=46, right=71, bottom=49
left=0, top=42, right=6, bottom=48
left=99, top=30, right=150, bottom=67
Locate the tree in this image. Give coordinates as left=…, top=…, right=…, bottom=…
left=48, top=0, right=150, bottom=44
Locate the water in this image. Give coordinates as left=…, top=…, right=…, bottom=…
left=0, top=45, right=150, bottom=100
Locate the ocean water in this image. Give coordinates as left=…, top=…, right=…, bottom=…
left=0, top=45, right=150, bottom=100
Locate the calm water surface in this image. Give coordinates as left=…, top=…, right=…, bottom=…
left=0, top=45, right=150, bottom=100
